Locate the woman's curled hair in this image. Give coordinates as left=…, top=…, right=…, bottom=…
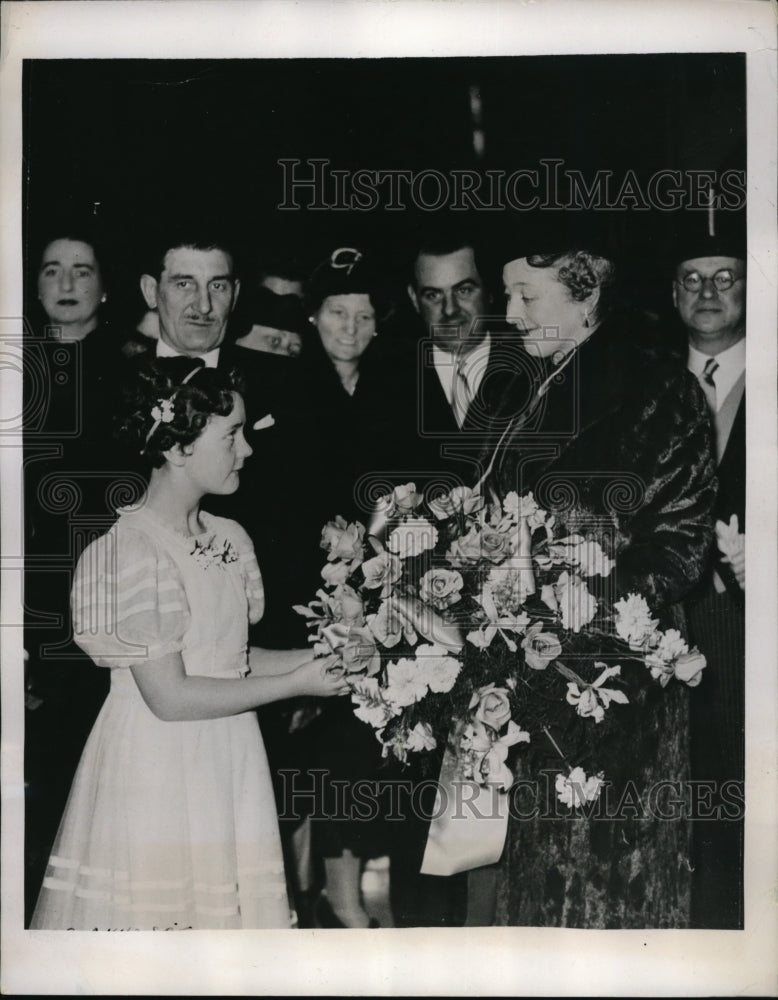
left=116, top=357, right=246, bottom=467
left=527, top=250, right=616, bottom=321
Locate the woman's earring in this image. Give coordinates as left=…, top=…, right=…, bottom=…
left=583, top=309, right=590, bottom=328
left=308, top=316, right=315, bottom=324
left=101, top=294, right=107, bottom=303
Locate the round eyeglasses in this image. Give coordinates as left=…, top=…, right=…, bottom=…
left=676, top=269, right=745, bottom=293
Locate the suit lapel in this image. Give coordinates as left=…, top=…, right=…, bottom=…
left=421, top=355, right=460, bottom=435
left=715, top=392, right=745, bottom=526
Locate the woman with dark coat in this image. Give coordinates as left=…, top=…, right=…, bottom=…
left=300, top=247, right=407, bottom=520
left=480, top=217, right=716, bottom=927
left=24, top=224, right=123, bottom=923
left=274, top=248, right=409, bottom=928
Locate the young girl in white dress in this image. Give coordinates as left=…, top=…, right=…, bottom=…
left=31, top=358, right=348, bottom=930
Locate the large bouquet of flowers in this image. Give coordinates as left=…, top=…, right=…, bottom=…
left=295, top=483, right=706, bottom=808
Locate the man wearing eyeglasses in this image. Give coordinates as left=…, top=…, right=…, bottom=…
left=673, top=257, right=746, bottom=429
left=673, top=227, right=746, bottom=930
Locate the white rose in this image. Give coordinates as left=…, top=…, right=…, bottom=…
left=428, top=485, right=485, bottom=521
left=378, top=482, right=424, bottom=518
left=320, top=516, right=366, bottom=563
left=321, top=560, right=351, bottom=586
left=361, top=551, right=402, bottom=598
left=469, top=683, right=512, bottom=731
left=418, top=568, right=464, bottom=611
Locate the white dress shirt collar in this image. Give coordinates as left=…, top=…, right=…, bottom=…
left=432, top=333, right=491, bottom=416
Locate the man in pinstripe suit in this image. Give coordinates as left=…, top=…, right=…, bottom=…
left=673, top=227, right=746, bottom=929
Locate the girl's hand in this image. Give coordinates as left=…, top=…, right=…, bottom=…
left=293, top=655, right=351, bottom=698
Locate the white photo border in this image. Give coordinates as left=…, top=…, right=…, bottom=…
left=1, top=1, right=776, bottom=995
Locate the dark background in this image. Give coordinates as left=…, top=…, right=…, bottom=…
left=23, top=53, right=745, bottom=329
left=20, top=51, right=747, bottom=929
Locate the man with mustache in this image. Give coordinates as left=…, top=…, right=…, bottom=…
left=138, top=231, right=244, bottom=367
left=132, top=229, right=310, bottom=637
left=673, top=222, right=746, bottom=929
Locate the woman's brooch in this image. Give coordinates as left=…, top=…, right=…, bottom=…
left=191, top=536, right=239, bottom=569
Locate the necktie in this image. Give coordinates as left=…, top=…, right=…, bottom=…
left=699, top=357, right=719, bottom=414
left=701, top=355, right=724, bottom=591
left=452, top=354, right=473, bottom=428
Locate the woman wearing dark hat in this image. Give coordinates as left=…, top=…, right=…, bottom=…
left=289, top=247, right=406, bottom=928
left=300, top=246, right=407, bottom=536
left=478, top=213, right=718, bottom=928
left=304, top=246, right=392, bottom=390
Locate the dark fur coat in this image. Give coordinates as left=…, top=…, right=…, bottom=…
left=484, top=314, right=717, bottom=611
left=487, top=314, right=718, bottom=928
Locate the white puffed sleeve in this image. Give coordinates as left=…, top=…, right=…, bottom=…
left=71, top=524, right=190, bottom=667
left=222, top=519, right=265, bottom=625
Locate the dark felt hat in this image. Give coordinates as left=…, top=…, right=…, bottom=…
left=305, top=247, right=393, bottom=320
left=496, top=209, right=619, bottom=267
